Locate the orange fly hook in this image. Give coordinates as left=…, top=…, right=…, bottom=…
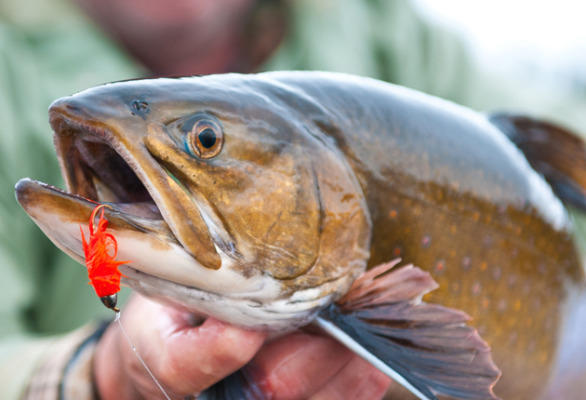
left=80, top=204, right=130, bottom=311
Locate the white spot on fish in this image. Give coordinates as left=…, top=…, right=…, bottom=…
left=472, top=282, right=481, bottom=295
left=461, top=256, right=471, bottom=270
left=497, top=299, right=507, bottom=312
left=492, top=266, right=502, bottom=281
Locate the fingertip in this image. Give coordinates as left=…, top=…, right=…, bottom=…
left=250, top=333, right=353, bottom=399
left=111, top=297, right=267, bottom=397
left=158, top=317, right=266, bottom=395
left=310, top=356, right=393, bottom=400
left=367, top=368, right=393, bottom=397
left=196, top=317, right=267, bottom=365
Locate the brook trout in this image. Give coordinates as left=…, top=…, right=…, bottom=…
left=15, top=72, right=586, bottom=399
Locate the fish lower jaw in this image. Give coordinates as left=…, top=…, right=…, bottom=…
left=122, top=265, right=343, bottom=332
left=16, top=178, right=253, bottom=293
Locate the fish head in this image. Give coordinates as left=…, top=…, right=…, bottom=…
left=15, top=74, right=371, bottom=330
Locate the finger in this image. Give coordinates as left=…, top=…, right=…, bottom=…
left=140, top=299, right=266, bottom=396
left=309, top=355, right=392, bottom=400
left=158, top=315, right=266, bottom=395
left=98, top=295, right=266, bottom=399
left=247, top=332, right=354, bottom=400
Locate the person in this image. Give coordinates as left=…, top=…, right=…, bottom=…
left=2, top=0, right=586, bottom=399
left=1, top=1, right=392, bottom=399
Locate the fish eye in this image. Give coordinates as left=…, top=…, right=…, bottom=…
left=198, top=128, right=216, bottom=149
left=183, top=115, right=224, bottom=159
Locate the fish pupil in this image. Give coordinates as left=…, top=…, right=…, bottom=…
left=199, top=128, right=216, bottom=148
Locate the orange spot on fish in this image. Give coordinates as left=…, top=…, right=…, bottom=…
left=392, top=245, right=402, bottom=257
left=80, top=204, right=130, bottom=298
left=480, top=261, right=487, bottom=271
left=389, top=209, right=398, bottom=218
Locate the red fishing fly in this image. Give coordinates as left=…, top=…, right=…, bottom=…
left=80, top=204, right=129, bottom=304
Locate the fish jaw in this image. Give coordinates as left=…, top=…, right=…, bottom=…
left=15, top=178, right=342, bottom=330
left=49, top=97, right=222, bottom=270
left=14, top=178, right=267, bottom=294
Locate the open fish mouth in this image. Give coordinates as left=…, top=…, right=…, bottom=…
left=14, top=178, right=174, bottom=261
left=51, top=114, right=163, bottom=221
left=13, top=116, right=206, bottom=292
left=14, top=101, right=269, bottom=299
left=15, top=108, right=177, bottom=263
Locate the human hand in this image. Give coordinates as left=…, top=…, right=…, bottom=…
left=93, top=294, right=391, bottom=399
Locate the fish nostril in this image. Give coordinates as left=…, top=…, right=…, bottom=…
left=130, top=99, right=150, bottom=117
left=48, top=98, right=90, bottom=123
left=64, top=103, right=81, bottom=113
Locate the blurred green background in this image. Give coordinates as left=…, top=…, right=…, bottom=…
left=1, top=0, right=585, bottom=338
left=2, top=0, right=586, bottom=397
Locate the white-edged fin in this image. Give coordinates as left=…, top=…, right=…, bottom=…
left=317, top=260, right=501, bottom=400
left=314, top=316, right=433, bottom=400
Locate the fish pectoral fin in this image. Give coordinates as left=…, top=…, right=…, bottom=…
left=489, top=113, right=586, bottom=210
left=318, top=260, right=501, bottom=400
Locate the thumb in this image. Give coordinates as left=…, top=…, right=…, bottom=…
left=95, top=295, right=266, bottom=399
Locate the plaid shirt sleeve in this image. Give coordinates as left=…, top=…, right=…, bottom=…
left=20, top=322, right=109, bottom=400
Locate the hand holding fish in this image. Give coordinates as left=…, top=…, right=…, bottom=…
left=94, top=295, right=391, bottom=400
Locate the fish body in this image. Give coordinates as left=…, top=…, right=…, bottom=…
left=277, top=74, right=583, bottom=398
left=15, top=72, right=585, bottom=399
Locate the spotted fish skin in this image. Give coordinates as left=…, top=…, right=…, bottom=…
left=265, top=73, right=582, bottom=399
left=16, top=72, right=585, bottom=399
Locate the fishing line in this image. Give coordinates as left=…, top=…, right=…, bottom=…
left=115, top=310, right=172, bottom=400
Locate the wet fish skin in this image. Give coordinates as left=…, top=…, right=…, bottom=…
left=15, top=72, right=585, bottom=399
left=280, top=73, right=583, bottom=399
